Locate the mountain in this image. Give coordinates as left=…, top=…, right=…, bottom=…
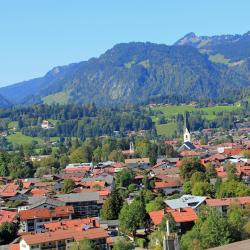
left=1, top=41, right=250, bottom=107
left=175, top=31, right=250, bottom=63
left=0, top=94, right=11, bottom=108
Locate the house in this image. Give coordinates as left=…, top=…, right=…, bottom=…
left=44, top=217, right=99, bottom=231
left=56, top=192, right=100, bottom=218
left=149, top=210, right=165, bottom=227
left=41, top=120, right=54, bottom=129
left=30, top=155, right=51, bottom=162
left=0, top=210, right=17, bottom=225
left=19, top=227, right=110, bottom=250
left=125, top=158, right=150, bottom=169
left=166, top=207, right=197, bottom=235
left=154, top=179, right=182, bottom=195
left=19, top=206, right=74, bottom=233
left=100, top=220, right=119, bottom=236
left=149, top=208, right=197, bottom=235
left=22, top=197, right=66, bottom=210
left=164, top=195, right=207, bottom=211
left=206, top=196, right=250, bottom=214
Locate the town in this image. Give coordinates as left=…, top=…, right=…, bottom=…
left=0, top=107, right=250, bottom=250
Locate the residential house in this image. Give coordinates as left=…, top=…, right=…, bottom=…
left=56, top=192, right=100, bottom=218
left=125, top=158, right=150, bottom=169
left=206, top=196, right=250, bottom=215
left=164, top=195, right=207, bottom=211
left=19, top=206, right=74, bottom=233
left=19, top=227, right=110, bottom=250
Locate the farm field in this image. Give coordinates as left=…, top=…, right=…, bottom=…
left=7, top=132, right=44, bottom=146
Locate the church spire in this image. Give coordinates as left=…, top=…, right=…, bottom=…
left=183, top=112, right=191, bottom=142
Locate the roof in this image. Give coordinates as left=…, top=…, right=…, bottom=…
left=149, top=210, right=165, bottom=225
left=21, top=227, right=108, bottom=245
left=154, top=180, right=182, bottom=189
left=9, top=243, right=19, bottom=250
left=44, top=218, right=99, bottom=231
left=208, top=239, right=250, bottom=250
left=180, top=151, right=200, bottom=157
left=29, top=188, right=49, bottom=196
left=0, top=183, right=19, bottom=197
left=56, top=192, right=99, bottom=203
left=206, top=196, right=250, bottom=207
left=125, top=158, right=150, bottom=164
left=167, top=207, right=197, bottom=223
left=165, top=195, right=206, bottom=209
left=0, top=210, right=17, bottom=225
left=28, top=197, right=65, bottom=209
left=19, top=206, right=74, bottom=220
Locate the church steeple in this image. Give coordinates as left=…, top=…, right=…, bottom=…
left=183, top=112, right=191, bottom=142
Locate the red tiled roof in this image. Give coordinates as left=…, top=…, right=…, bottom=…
left=106, top=237, right=113, bottom=244
left=0, top=210, right=17, bottom=225
left=22, top=227, right=109, bottom=245
left=22, top=182, right=32, bottom=189
left=0, top=183, right=19, bottom=197
left=44, top=218, right=99, bottom=231
left=180, top=151, right=200, bottom=157
left=149, top=210, right=164, bottom=225
left=111, top=162, right=126, bottom=168
left=224, top=148, right=242, bottom=156
left=19, top=206, right=74, bottom=221
left=206, top=196, right=250, bottom=207
left=215, top=167, right=227, bottom=178
left=29, top=188, right=49, bottom=196
left=154, top=180, right=181, bottom=189
left=9, top=243, right=20, bottom=250
left=167, top=207, right=197, bottom=223
left=65, top=166, right=91, bottom=172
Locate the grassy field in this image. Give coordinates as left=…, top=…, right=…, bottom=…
left=43, top=91, right=68, bottom=105
left=156, top=123, right=177, bottom=137
left=8, top=121, right=18, bottom=129
left=150, top=104, right=240, bottom=137
left=7, top=132, right=43, bottom=145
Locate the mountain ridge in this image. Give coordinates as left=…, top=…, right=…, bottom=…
left=1, top=35, right=250, bottom=107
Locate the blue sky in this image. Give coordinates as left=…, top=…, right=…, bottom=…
left=0, top=0, right=249, bottom=86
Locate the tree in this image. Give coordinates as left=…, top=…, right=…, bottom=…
left=205, top=163, right=217, bottom=179
left=0, top=222, right=18, bottom=244
left=119, top=199, right=147, bottom=238
left=101, top=188, right=123, bottom=220
left=146, top=196, right=164, bottom=212
left=200, top=208, right=231, bottom=249
left=182, top=181, right=192, bottom=194
left=224, top=162, right=237, bottom=181
left=115, top=168, right=135, bottom=188
left=190, top=172, right=206, bottom=187
left=109, top=150, right=124, bottom=162
left=63, top=179, right=75, bottom=194
left=181, top=207, right=231, bottom=250
left=113, top=239, right=133, bottom=250
left=216, top=180, right=250, bottom=198
left=69, top=238, right=96, bottom=250
left=228, top=204, right=249, bottom=241
left=148, top=230, right=164, bottom=250
left=192, top=181, right=212, bottom=196
left=242, top=150, right=250, bottom=159
left=180, top=158, right=206, bottom=180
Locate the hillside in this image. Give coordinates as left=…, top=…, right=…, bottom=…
left=0, top=94, right=11, bottom=108
left=1, top=41, right=250, bottom=107
left=175, top=31, right=250, bottom=63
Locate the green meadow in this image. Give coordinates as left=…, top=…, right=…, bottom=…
left=149, top=104, right=239, bottom=137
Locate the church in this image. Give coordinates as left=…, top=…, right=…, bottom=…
left=179, top=113, right=196, bottom=151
